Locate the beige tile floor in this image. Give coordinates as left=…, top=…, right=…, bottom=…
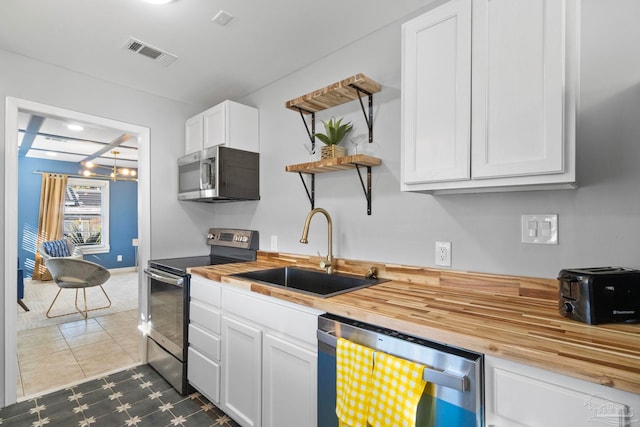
left=16, top=309, right=142, bottom=399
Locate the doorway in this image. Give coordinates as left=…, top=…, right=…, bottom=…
left=4, top=97, right=151, bottom=406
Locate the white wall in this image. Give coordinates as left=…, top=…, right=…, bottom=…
left=0, top=48, right=207, bottom=406
left=211, top=0, right=640, bottom=279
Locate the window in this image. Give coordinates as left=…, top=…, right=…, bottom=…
left=63, top=178, right=110, bottom=254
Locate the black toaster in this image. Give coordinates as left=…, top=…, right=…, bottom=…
left=557, top=267, right=640, bottom=324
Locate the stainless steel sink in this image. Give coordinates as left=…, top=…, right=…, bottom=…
left=231, top=267, right=387, bottom=298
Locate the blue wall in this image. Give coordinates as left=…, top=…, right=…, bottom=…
left=18, top=157, right=138, bottom=277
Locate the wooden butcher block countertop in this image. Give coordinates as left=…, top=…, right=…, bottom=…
left=190, top=252, right=640, bottom=395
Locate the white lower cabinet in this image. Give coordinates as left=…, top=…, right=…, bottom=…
left=188, top=346, right=220, bottom=404
left=222, top=315, right=263, bottom=427
left=485, top=355, right=640, bottom=427
left=187, top=277, right=223, bottom=404
left=221, top=287, right=322, bottom=427
left=189, top=275, right=321, bottom=427
left=263, top=333, right=316, bottom=427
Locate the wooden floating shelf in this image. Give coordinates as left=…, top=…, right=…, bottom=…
left=285, top=154, right=382, bottom=174
left=285, top=73, right=381, bottom=113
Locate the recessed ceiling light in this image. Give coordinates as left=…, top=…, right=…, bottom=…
left=66, top=124, right=84, bottom=132
left=45, top=152, right=58, bottom=157
left=143, top=0, right=173, bottom=4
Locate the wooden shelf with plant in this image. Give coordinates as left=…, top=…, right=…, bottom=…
left=284, top=73, right=382, bottom=215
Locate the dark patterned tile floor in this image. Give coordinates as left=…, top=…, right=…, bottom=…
left=0, top=364, right=240, bottom=427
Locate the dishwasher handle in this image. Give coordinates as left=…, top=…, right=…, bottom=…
left=317, top=329, right=470, bottom=392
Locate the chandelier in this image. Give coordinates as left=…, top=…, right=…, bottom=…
left=81, top=150, right=137, bottom=182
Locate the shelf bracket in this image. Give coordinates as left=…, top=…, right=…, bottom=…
left=349, top=85, right=374, bottom=143
left=354, top=164, right=373, bottom=215
left=296, top=107, right=316, bottom=150
left=297, top=172, right=315, bottom=210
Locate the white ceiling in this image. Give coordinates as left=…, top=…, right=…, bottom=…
left=17, top=112, right=138, bottom=168
left=2, top=0, right=433, bottom=165
left=0, top=0, right=431, bottom=107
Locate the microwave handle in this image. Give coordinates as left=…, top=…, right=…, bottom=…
left=199, top=155, right=205, bottom=190
left=200, top=155, right=211, bottom=190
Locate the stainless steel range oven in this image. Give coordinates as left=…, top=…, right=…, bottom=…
left=144, top=228, right=258, bottom=395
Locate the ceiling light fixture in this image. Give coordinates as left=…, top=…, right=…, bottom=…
left=66, top=124, right=84, bottom=132
left=82, top=150, right=137, bottom=182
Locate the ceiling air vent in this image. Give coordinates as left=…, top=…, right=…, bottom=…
left=123, top=37, right=178, bottom=67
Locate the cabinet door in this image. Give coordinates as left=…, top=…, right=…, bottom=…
left=471, top=0, right=565, bottom=179
left=222, top=315, right=262, bottom=427
left=185, top=114, right=203, bottom=155
left=401, top=0, right=471, bottom=184
left=203, top=102, right=227, bottom=149
left=262, top=333, right=316, bottom=427
left=485, top=356, right=637, bottom=427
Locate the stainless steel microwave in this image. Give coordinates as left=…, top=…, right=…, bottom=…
left=178, top=146, right=260, bottom=202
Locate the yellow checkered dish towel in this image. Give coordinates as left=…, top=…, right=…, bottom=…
left=336, top=338, right=375, bottom=427
left=368, top=351, right=427, bottom=427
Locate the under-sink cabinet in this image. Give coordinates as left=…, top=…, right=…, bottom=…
left=187, top=275, right=322, bottom=427
left=221, top=314, right=262, bottom=427
left=401, top=0, right=579, bottom=193
left=222, top=286, right=321, bottom=427
left=485, top=355, right=639, bottom=427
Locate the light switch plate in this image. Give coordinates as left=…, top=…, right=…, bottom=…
left=521, top=214, right=558, bottom=244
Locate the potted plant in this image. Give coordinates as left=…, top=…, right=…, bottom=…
left=313, top=117, right=353, bottom=158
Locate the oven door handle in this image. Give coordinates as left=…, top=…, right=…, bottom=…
left=317, top=329, right=470, bottom=392
left=144, top=268, right=184, bottom=287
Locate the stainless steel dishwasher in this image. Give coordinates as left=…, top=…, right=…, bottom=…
left=317, top=313, right=484, bottom=426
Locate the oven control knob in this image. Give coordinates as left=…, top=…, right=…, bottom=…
left=207, top=233, right=215, bottom=240
left=562, top=302, right=574, bottom=313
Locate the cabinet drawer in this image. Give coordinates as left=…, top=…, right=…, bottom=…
left=191, top=278, right=221, bottom=307
left=188, top=347, right=220, bottom=404
left=190, top=300, right=221, bottom=334
left=223, top=289, right=320, bottom=346
left=189, top=324, right=221, bottom=361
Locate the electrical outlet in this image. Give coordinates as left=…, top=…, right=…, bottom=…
left=270, top=235, right=278, bottom=251
left=435, top=241, right=451, bottom=267
left=117, top=255, right=123, bottom=262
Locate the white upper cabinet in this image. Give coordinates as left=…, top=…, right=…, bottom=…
left=185, top=100, right=259, bottom=155
left=185, top=114, right=204, bottom=155
left=401, top=0, right=578, bottom=193
left=471, top=0, right=565, bottom=179
left=401, top=0, right=471, bottom=184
